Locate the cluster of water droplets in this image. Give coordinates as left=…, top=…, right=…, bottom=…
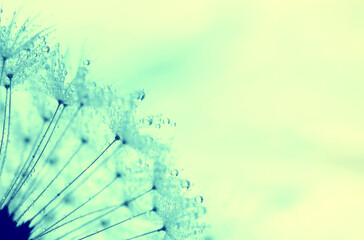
left=0, top=9, right=207, bottom=240
left=140, top=114, right=176, bottom=129
left=152, top=162, right=208, bottom=240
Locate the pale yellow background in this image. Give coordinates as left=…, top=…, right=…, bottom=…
left=5, top=0, right=364, bottom=239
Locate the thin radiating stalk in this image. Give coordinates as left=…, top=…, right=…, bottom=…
left=33, top=144, right=123, bottom=226
left=0, top=124, right=45, bottom=208
left=8, top=103, right=64, bottom=202
left=14, top=141, right=85, bottom=220
left=28, top=136, right=119, bottom=223
left=20, top=105, right=82, bottom=208
left=34, top=187, right=155, bottom=240
left=33, top=202, right=124, bottom=239
left=77, top=210, right=152, bottom=240
left=51, top=144, right=123, bottom=205
left=38, top=104, right=82, bottom=175
left=124, top=227, right=165, bottom=240
left=2, top=82, right=12, bottom=173
left=0, top=86, right=8, bottom=177
left=38, top=177, right=118, bottom=234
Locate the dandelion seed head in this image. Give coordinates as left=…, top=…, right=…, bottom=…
left=0, top=9, right=207, bottom=240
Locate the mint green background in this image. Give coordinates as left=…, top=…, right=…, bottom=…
left=5, top=1, right=364, bottom=239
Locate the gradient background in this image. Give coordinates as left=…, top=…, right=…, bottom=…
left=5, top=0, right=364, bottom=239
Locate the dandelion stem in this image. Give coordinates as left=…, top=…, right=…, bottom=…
left=45, top=144, right=123, bottom=213
left=36, top=144, right=123, bottom=224
left=29, top=102, right=62, bottom=162
left=124, top=227, right=165, bottom=240
left=0, top=124, right=45, bottom=208
left=15, top=141, right=84, bottom=221
left=19, top=105, right=83, bottom=206
left=2, top=82, right=12, bottom=174
left=61, top=144, right=123, bottom=196
left=34, top=186, right=154, bottom=239
left=9, top=103, right=64, bottom=202
left=13, top=136, right=30, bottom=182
left=77, top=209, right=152, bottom=240
left=39, top=176, right=117, bottom=235
left=28, top=136, right=119, bottom=223
left=43, top=104, right=82, bottom=165
left=33, top=202, right=123, bottom=239
left=0, top=86, right=8, bottom=176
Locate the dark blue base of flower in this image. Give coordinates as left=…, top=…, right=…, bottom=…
left=0, top=206, right=33, bottom=240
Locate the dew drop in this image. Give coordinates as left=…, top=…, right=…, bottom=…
left=164, top=118, right=171, bottom=124
left=83, top=59, right=90, bottom=66
left=195, top=195, right=204, bottom=204
left=42, top=46, right=50, bottom=53
left=170, top=169, right=179, bottom=177
left=194, top=229, right=202, bottom=235
left=136, top=90, right=145, bottom=102
left=181, top=180, right=190, bottom=190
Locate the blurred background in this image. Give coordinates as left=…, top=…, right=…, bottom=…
left=4, top=0, right=364, bottom=239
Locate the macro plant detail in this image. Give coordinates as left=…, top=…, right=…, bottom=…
left=0, top=10, right=206, bottom=240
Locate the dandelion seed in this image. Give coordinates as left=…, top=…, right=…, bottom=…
left=0, top=9, right=206, bottom=240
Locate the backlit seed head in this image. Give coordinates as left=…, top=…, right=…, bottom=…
left=0, top=8, right=207, bottom=240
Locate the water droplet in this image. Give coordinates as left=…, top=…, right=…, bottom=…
left=194, top=229, right=202, bottom=235
left=195, top=196, right=204, bottom=204
left=170, top=169, right=179, bottom=177
left=83, top=59, right=90, bottom=66
left=138, top=91, right=145, bottom=101
left=141, top=117, right=152, bottom=126
left=164, top=118, right=171, bottom=124
left=42, top=46, right=50, bottom=53
left=181, top=180, right=190, bottom=190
